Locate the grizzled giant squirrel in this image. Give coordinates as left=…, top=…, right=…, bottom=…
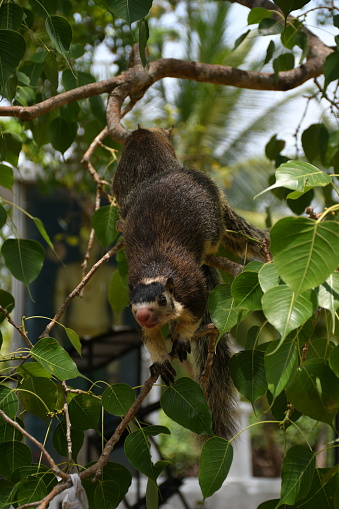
left=112, top=127, right=268, bottom=439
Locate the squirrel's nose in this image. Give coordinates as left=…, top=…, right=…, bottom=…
left=134, top=307, right=158, bottom=328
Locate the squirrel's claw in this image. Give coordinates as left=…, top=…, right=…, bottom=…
left=170, top=338, right=191, bottom=362
left=150, top=360, right=176, bottom=385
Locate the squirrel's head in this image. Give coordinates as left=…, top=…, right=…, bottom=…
left=128, top=277, right=182, bottom=329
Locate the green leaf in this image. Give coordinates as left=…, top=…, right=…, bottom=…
left=0, top=164, right=14, bottom=190
left=286, top=359, right=339, bottom=426
left=317, top=273, right=339, bottom=330
left=262, top=285, right=316, bottom=340
left=0, top=30, right=26, bottom=92
left=0, top=479, right=15, bottom=509
left=296, top=467, right=339, bottom=508
left=208, top=284, right=239, bottom=335
left=281, top=19, right=303, bottom=49
left=0, top=384, right=18, bottom=419
left=83, top=462, right=132, bottom=509
left=62, top=69, right=95, bottom=90
left=271, top=217, right=339, bottom=295
left=329, top=345, right=339, bottom=377
left=0, top=132, right=22, bottom=166
left=16, top=362, right=52, bottom=379
left=265, top=134, right=285, bottom=160
left=268, top=390, right=301, bottom=426
left=139, top=18, right=149, bottom=67
left=94, top=480, right=121, bottom=509
left=274, top=0, right=310, bottom=17
left=280, top=445, right=315, bottom=505
left=0, top=204, right=6, bottom=229
left=44, top=52, right=58, bottom=92
left=0, top=3, right=24, bottom=30
left=199, top=437, right=233, bottom=500
left=92, top=205, right=119, bottom=247
left=229, top=350, right=267, bottom=404
left=1, top=239, right=44, bottom=288
left=65, top=327, right=82, bottom=356
left=301, top=123, right=330, bottom=164
left=258, top=262, right=279, bottom=292
left=258, top=18, right=284, bottom=36
left=0, top=420, right=23, bottom=443
left=265, top=339, right=298, bottom=399
left=305, top=337, right=332, bottom=362
left=18, top=377, right=58, bottom=422
left=264, top=40, right=275, bottom=65
left=102, top=383, right=135, bottom=416
left=233, top=30, right=250, bottom=51
left=273, top=53, right=295, bottom=78
left=146, top=478, right=158, bottom=509
left=106, top=0, right=153, bottom=24
left=45, top=15, right=72, bottom=57
left=48, top=116, right=77, bottom=154
left=0, top=290, right=15, bottom=324
left=248, top=7, right=271, bottom=25
left=68, top=393, right=101, bottom=431
left=124, top=426, right=170, bottom=481
left=16, top=476, right=48, bottom=507
left=61, top=102, right=80, bottom=122
left=324, top=51, right=339, bottom=90
left=52, top=420, right=84, bottom=460
left=32, top=217, right=54, bottom=250
left=108, top=270, right=129, bottom=314
left=258, top=160, right=331, bottom=197
left=160, top=377, right=213, bottom=435
left=231, top=271, right=263, bottom=311
left=0, top=442, right=32, bottom=480
left=31, top=337, right=82, bottom=381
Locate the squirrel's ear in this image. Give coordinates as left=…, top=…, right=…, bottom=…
left=137, top=124, right=142, bottom=130
left=128, top=283, right=134, bottom=292
left=166, top=126, right=174, bottom=138
left=165, top=277, right=174, bottom=294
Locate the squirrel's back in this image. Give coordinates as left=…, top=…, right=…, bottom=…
left=113, top=127, right=180, bottom=209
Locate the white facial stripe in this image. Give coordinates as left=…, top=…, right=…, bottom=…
left=140, top=277, right=167, bottom=285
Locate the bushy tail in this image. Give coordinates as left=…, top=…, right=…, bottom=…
left=222, top=204, right=270, bottom=261
left=191, top=265, right=238, bottom=440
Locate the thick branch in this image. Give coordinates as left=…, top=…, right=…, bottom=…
left=0, top=44, right=332, bottom=124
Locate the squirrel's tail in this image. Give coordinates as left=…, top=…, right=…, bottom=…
left=191, top=265, right=238, bottom=440
left=222, top=203, right=270, bottom=261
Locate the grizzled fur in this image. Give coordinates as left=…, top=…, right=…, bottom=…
left=111, top=126, right=267, bottom=439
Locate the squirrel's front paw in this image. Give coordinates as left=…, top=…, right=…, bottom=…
left=170, top=339, right=191, bottom=362
left=150, top=360, right=176, bottom=385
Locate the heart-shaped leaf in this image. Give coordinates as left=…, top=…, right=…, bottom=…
left=31, top=337, right=82, bottom=381
left=262, top=285, right=316, bottom=340
left=271, top=217, right=339, bottom=294
left=199, top=437, right=233, bottom=500
left=45, top=15, right=72, bottom=57
left=1, top=239, right=44, bottom=288
left=0, top=30, right=26, bottom=92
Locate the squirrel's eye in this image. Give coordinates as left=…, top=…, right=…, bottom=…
left=158, top=295, right=167, bottom=306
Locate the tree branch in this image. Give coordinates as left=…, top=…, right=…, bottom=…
left=40, top=240, right=123, bottom=338
left=0, top=409, right=69, bottom=482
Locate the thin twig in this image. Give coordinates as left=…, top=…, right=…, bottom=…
left=62, top=381, right=73, bottom=464
left=0, top=306, right=34, bottom=348
left=0, top=409, right=69, bottom=481
left=40, top=240, right=123, bottom=338
left=82, top=373, right=158, bottom=481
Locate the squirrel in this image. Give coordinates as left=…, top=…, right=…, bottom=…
left=112, top=127, right=267, bottom=438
